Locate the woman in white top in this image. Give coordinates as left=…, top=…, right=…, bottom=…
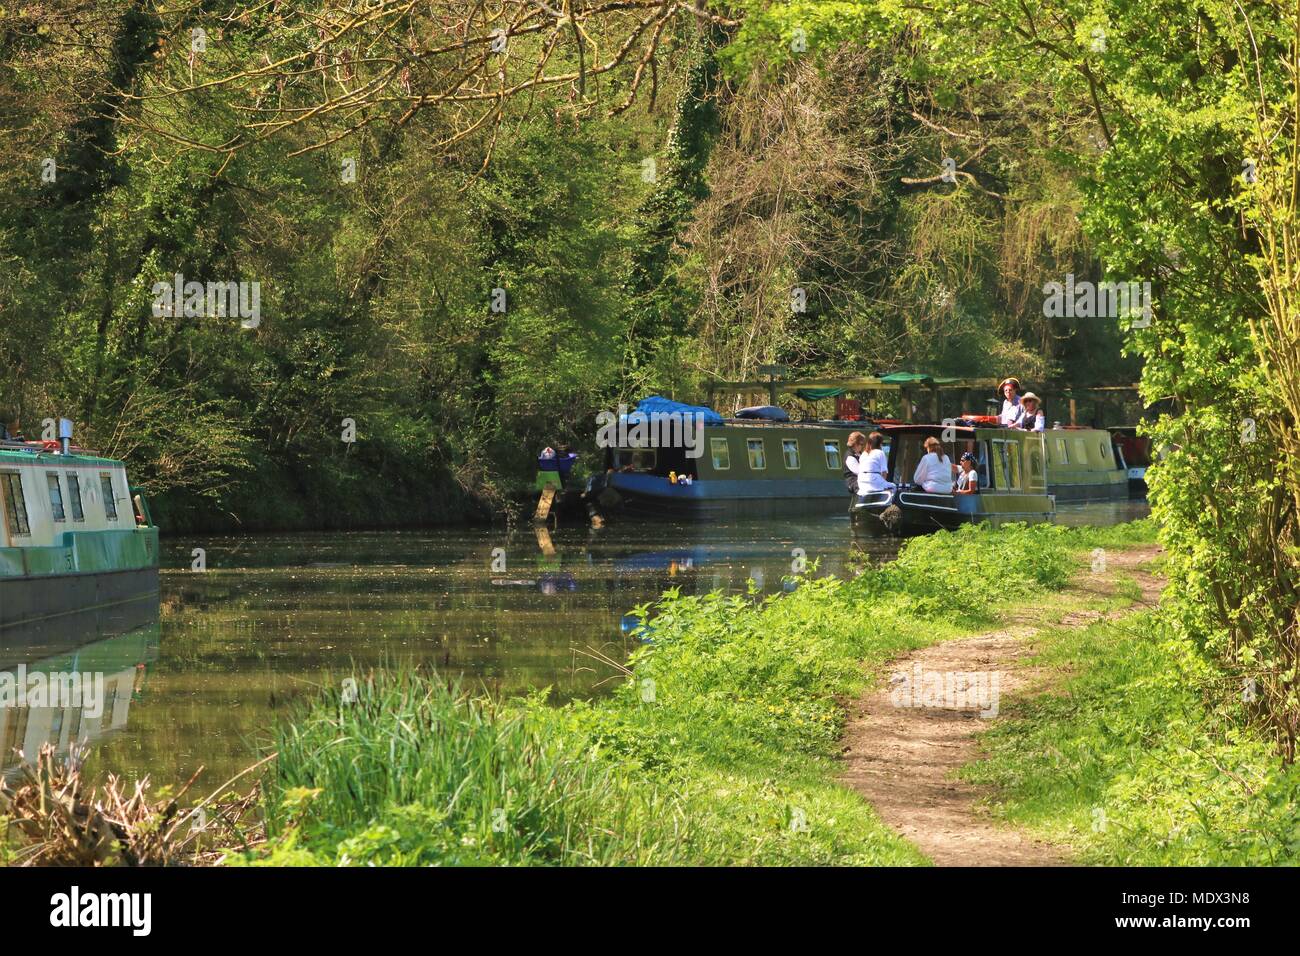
left=912, top=436, right=954, bottom=493
left=954, top=452, right=980, bottom=493
left=997, top=377, right=1023, bottom=427
left=858, top=431, right=895, bottom=494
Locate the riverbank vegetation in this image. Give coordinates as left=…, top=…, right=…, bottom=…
left=964, top=611, right=1300, bottom=865
left=237, top=522, right=1162, bottom=866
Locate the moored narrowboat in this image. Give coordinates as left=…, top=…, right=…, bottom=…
left=590, top=409, right=874, bottom=518
left=1109, top=426, right=1151, bottom=496
left=0, top=436, right=159, bottom=639
left=1042, top=428, right=1129, bottom=500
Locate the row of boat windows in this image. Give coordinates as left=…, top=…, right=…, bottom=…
left=710, top=437, right=842, bottom=472
left=1048, top=435, right=1112, bottom=467
left=621, top=432, right=1111, bottom=482
left=705, top=434, right=1108, bottom=475
left=0, top=470, right=119, bottom=537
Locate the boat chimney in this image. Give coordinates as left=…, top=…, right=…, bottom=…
left=58, top=417, right=73, bottom=456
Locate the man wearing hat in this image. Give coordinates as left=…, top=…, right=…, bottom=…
left=1014, top=392, right=1046, bottom=432
left=997, top=377, right=1023, bottom=427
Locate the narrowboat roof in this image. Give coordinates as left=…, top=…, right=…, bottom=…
left=0, top=440, right=124, bottom=468
left=707, top=418, right=889, bottom=430
left=880, top=422, right=1110, bottom=438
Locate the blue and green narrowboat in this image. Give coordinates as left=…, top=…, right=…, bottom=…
left=0, top=439, right=158, bottom=638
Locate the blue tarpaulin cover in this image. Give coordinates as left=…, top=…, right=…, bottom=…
left=630, top=395, right=724, bottom=424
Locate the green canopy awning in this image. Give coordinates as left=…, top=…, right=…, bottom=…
left=794, top=387, right=847, bottom=400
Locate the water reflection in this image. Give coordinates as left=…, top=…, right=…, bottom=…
left=1, top=624, right=160, bottom=775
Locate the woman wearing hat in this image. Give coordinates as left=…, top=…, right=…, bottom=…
left=1014, top=392, right=1046, bottom=432
left=997, top=377, right=1023, bottom=427
left=954, top=451, right=981, bottom=494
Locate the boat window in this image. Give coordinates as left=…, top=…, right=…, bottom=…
left=977, top=442, right=991, bottom=489
left=100, top=473, right=118, bottom=520
left=46, top=472, right=66, bottom=521
left=1027, top=439, right=1046, bottom=490
left=992, top=440, right=1021, bottom=490
left=612, top=448, right=657, bottom=473
left=1, top=471, right=31, bottom=537
left=710, top=437, right=730, bottom=470
left=66, top=473, right=85, bottom=521
left=1099, top=441, right=1111, bottom=460
left=1055, top=437, right=1069, bottom=465
left=1072, top=438, right=1089, bottom=463
left=782, top=439, right=800, bottom=469
left=746, top=439, right=766, bottom=470
left=824, top=440, right=841, bottom=470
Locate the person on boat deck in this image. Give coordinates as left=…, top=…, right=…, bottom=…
left=954, top=452, right=980, bottom=494
left=1012, top=392, right=1046, bottom=432
left=912, top=436, right=954, bottom=494
left=997, top=377, right=1023, bottom=427
left=844, top=431, right=868, bottom=494
left=858, top=432, right=895, bottom=495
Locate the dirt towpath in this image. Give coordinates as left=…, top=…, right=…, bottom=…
left=838, top=545, right=1164, bottom=866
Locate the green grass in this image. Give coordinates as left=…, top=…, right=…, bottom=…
left=962, top=611, right=1300, bottom=865
left=236, top=520, right=1161, bottom=866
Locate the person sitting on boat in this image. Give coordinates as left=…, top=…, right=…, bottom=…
left=954, top=452, right=980, bottom=494
left=912, top=436, right=954, bottom=493
left=858, top=432, right=895, bottom=495
left=1012, top=392, right=1046, bottom=432
left=844, top=431, right=868, bottom=494
left=997, top=377, right=1023, bottom=427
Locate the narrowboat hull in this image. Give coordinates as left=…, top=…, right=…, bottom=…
left=850, top=488, right=1056, bottom=535
left=599, top=472, right=850, bottom=519
left=2, top=443, right=160, bottom=644
left=0, top=564, right=160, bottom=652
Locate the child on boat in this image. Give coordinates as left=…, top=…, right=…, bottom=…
left=844, top=431, right=868, bottom=494
left=912, top=436, right=954, bottom=493
left=955, top=452, right=980, bottom=494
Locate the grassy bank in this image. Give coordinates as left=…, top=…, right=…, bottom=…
left=962, top=611, right=1300, bottom=865
left=233, top=520, right=1158, bottom=866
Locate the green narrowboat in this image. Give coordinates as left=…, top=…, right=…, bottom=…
left=1042, top=428, right=1130, bottom=500
left=0, top=438, right=159, bottom=639
left=852, top=424, right=1056, bottom=533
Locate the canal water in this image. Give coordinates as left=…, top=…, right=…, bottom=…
left=3, top=502, right=1149, bottom=790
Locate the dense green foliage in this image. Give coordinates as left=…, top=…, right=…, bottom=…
left=243, top=522, right=1162, bottom=866
left=2, top=3, right=1137, bottom=531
